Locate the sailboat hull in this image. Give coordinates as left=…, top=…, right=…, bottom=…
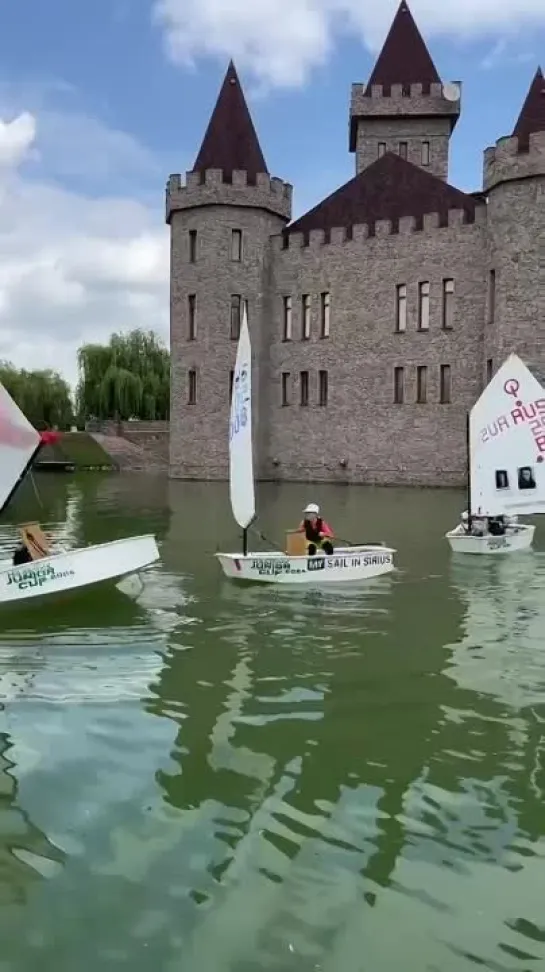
left=216, top=545, right=395, bottom=583
left=445, top=523, right=535, bottom=555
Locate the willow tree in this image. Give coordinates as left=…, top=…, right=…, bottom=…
left=76, top=329, right=170, bottom=422
left=0, top=361, right=74, bottom=429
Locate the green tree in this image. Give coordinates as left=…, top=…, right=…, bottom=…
left=76, top=329, right=170, bottom=422
left=0, top=361, right=74, bottom=429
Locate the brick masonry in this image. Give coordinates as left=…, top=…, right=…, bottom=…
left=167, top=70, right=545, bottom=487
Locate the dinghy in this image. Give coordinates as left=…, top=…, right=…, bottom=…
left=446, top=353, right=543, bottom=555
left=215, top=307, right=395, bottom=584
left=0, top=382, right=159, bottom=607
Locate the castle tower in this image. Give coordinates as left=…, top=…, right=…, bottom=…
left=483, top=67, right=545, bottom=381
left=349, top=1, right=460, bottom=180
left=167, top=61, right=292, bottom=480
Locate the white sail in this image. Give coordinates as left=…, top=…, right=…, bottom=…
left=229, top=304, right=255, bottom=529
left=0, top=382, right=41, bottom=514
left=470, top=354, right=545, bottom=516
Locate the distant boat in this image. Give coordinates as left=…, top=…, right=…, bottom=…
left=215, top=305, right=395, bottom=584
left=446, top=353, right=544, bottom=555
left=0, top=383, right=159, bottom=607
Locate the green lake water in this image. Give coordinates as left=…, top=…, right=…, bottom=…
left=0, top=473, right=544, bottom=971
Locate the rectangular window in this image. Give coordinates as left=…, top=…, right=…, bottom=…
left=442, top=278, right=454, bottom=329
left=283, top=296, right=292, bottom=341
left=440, top=364, right=451, bottom=403
left=378, top=142, right=386, bottom=158
left=417, top=365, right=427, bottom=403
left=229, top=369, right=234, bottom=401
left=396, top=284, right=407, bottom=332
left=421, top=141, right=430, bottom=166
left=394, top=366, right=404, bottom=404
left=231, top=229, right=242, bottom=261
left=300, top=370, right=309, bottom=406
left=188, top=294, right=196, bottom=340
left=418, top=281, right=430, bottom=331
left=230, top=294, right=241, bottom=340
left=489, top=269, right=496, bottom=323
left=189, top=230, right=197, bottom=263
left=302, top=294, right=311, bottom=340
left=399, top=141, right=408, bottom=160
left=319, top=370, right=328, bottom=406
left=281, top=372, right=290, bottom=406
left=188, top=369, right=197, bottom=405
left=320, top=291, right=330, bottom=338
left=486, top=358, right=493, bottom=384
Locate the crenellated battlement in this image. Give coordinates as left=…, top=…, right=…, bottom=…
left=166, top=169, right=293, bottom=223
left=349, top=80, right=461, bottom=152
left=483, top=130, right=545, bottom=191
left=275, top=203, right=485, bottom=251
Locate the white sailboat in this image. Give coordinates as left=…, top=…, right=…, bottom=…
left=446, top=353, right=544, bottom=554
left=215, top=306, right=396, bottom=584
left=0, top=382, right=160, bottom=607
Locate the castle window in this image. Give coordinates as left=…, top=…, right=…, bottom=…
left=283, top=296, right=292, bottom=340
left=300, top=370, right=309, bottom=406
left=188, top=294, right=196, bottom=340
left=486, top=358, right=493, bottom=384
left=302, top=294, right=311, bottom=340
left=395, top=284, right=407, bottom=332
left=229, top=369, right=234, bottom=401
left=440, top=364, right=451, bottom=403
left=442, top=278, right=454, bottom=329
left=418, top=281, right=430, bottom=330
left=189, top=230, right=197, bottom=263
left=421, top=141, right=430, bottom=166
left=399, top=141, right=408, bottom=160
left=231, top=229, right=242, bottom=261
left=394, top=367, right=404, bottom=404
left=417, top=366, right=427, bottom=404
left=319, top=370, right=328, bottom=406
left=230, top=295, right=241, bottom=340
left=320, top=291, right=330, bottom=338
left=378, top=142, right=386, bottom=158
left=188, top=369, right=197, bottom=405
left=489, top=269, right=496, bottom=323
left=281, top=372, right=290, bottom=406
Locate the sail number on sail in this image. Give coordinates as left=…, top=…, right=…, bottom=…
left=479, top=397, right=545, bottom=455
left=230, top=366, right=250, bottom=442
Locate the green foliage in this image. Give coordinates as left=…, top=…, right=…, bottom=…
left=0, top=361, right=74, bottom=429
left=76, top=329, right=170, bottom=421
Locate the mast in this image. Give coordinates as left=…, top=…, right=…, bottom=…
left=242, top=528, right=248, bottom=556
left=466, top=412, right=472, bottom=532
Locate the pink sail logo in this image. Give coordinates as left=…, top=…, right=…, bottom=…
left=480, top=376, right=545, bottom=460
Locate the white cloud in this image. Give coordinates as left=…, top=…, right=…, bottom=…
left=153, top=0, right=545, bottom=88
left=0, top=104, right=169, bottom=387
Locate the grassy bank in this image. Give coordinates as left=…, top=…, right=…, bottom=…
left=35, top=432, right=116, bottom=470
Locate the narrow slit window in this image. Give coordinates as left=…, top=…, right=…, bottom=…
left=399, top=141, right=408, bottom=160
left=440, top=364, right=451, bottom=404
left=417, top=365, right=427, bottom=404
left=230, top=294, right=241, bottom=340
left=394, top=366, right=404, bottom=404
left=302, top=294, right=311, bottom=340
left=300, top=370, right=309, bottom=406
left=378, top=142, right=386, bottom=158
left=396, top=284, right=407, bottom=332
left=421, top=141, right=430, bottom=166
left=229, top=369, right=234, bottom=401
left=189, top=230, right=197, bottom=263
left=486, top=358, right=493, bottom=383
left=319, top=370, right=328, bottom=406
left=442, top=278, right=454, bottom=329
left=283, top=296, right=292, bottom=341
left=320, top=292, right=330, bottom=338
left=418, top=281, right=430, bottom=330
left=231, top=229, right=242, bottom=261
left=281, top=372, right=290, bottom=406
left=489, top=269, right=496, bottom=323
left=188, top=294, right=196, bottom=340
left=188, top=369, right=197, bottom=405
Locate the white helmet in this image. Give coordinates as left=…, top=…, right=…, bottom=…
left=303, top=502, right=320, bottom=515
left=461, top=511, right=469, bottom=521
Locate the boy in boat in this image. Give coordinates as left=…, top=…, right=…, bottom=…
left=298, top=503, right=334, bottom=555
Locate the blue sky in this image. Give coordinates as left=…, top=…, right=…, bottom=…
left=0, top=0, right=542, bottom=381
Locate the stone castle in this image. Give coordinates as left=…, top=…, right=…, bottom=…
left=167, top=0, right=545, bottom=486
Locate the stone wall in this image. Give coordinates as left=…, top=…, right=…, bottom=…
left=85, top=421, right=169, bottom=466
